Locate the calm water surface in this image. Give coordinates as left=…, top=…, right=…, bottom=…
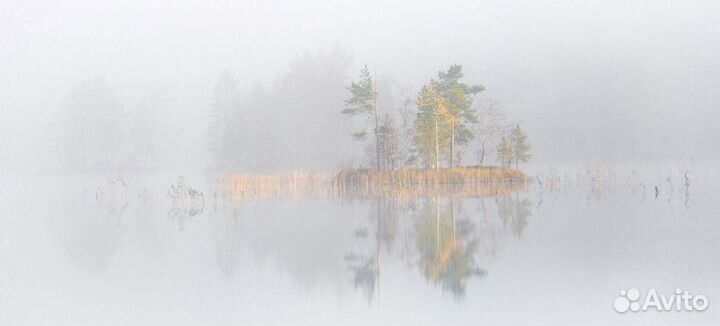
left=1, top=163, right=718, bottom=325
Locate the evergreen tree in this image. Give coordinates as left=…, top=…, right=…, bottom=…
left=129, top=91, right=169, bottom=169
left=378, top=114, right=401, bottom=170
left=413, top=84, right=450, bottom=169
left=61, top=77, right=124, bottom=171
left=208, top=70, right=240, bottom=165
left=343, top=65, right=381, bottom=169
left=496, top=137, right=513, bottom=168
left=509, top=124, right=531, bottom=169
left=396, top=95, right=416, bottom=167
left=431, top=65, right=484, bottom=167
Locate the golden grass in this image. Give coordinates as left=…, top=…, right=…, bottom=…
left=222, top=172, right=333, bottom=201
left=219, top=167, right=527, bottom=202
left=334, top=167, right=527, bottom=199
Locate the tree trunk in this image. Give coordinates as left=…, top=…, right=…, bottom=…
left=374, top=97, right=381, bottom=171
left=434, top=118, right=439, bottom=170
left=515, top=157, right=518, bottom=170
left=450, top=121, right=455, bottom=169
left=480, top=142, right=486, bottom=166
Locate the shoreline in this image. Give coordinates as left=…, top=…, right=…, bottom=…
left=219, top=167, right=528, bottom=201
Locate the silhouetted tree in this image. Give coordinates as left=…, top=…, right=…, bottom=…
left=496, top=137, right=513, bottom=167
left=128, top=90, right=169, bottom=170
left=344, top=65, right=381, bottom=169
left=509, top=124, right=531, bottom=169
left=208, top=70, right=240, bottom=166
left=61, top=77, right=124, bottom=171
left=378, top=114, right=402, bottom=170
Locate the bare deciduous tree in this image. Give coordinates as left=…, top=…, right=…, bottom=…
left=473, top=100, right=510, bottom=166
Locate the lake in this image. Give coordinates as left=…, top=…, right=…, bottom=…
left=1, top=162, right=718, bottom=325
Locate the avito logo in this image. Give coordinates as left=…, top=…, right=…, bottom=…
left=614, top=288, right=709, bottom=313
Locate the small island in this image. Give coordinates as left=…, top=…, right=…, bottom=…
left=217, top=64, right=533, bottom=201
left=333, top=64, right=532, bottom=197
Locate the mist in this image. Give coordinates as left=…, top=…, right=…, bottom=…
left=1, top=0, right=719, bottom=173
left=3, top=2, right=720, bottom=324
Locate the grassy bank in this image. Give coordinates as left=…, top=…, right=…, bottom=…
left=334, top=167, right=527, bottom=199
left=221, top=172, right=333, bottom=201
left=219, top=167, right=527, bottom=201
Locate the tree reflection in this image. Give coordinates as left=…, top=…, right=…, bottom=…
left=344, top=189, right=534, bottom=302
left=415, top=197, right=485, bottom=298
left=497, top=193, right=532, bottom=237
left=59, top=178, right=128, bottom=272
left=345, top=198, right=399, bottom=302
left=167, top=176, right=205, bottom=230
left=206, top=178, right=532, bottom=302
left=345, top=251, right=378, bottom=302
left=209, top=207, right=245, bottom=278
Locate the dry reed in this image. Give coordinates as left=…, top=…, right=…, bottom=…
left=334, top=167, right=527, bottom=199
left=219, top=167, right=527, bottom=202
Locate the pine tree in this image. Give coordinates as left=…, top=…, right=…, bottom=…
left=378, top=114, right=401, bottom=170
left=208, top=70, right=240, bottom=165
left=413, top=84, right=450, bottom=169
left=129, top=91, right=168, bottom=169
left=61, top=78, right=123, bottom=171
left=431, top=65, right=484, bottom=167
left=343, top=65, right=381, bottom=169
left=509, top=124, right=531, bottom=169
left=496, top=137, right=513, bottom=167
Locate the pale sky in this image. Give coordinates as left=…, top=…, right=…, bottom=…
left=1, top=0, right=719, bottom=170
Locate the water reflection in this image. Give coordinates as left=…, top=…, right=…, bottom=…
left=536, top=164, right=694, bottom=208
left=58, top=177, right=129, bottom=272
left=414, top=197, right=486, bottom=298
left=497, top=193, right=533, bottom=237
left=343, top=188, right=533, bottom=301
left=167, top=175, right=205, bottom=230
left=344, top=198, right=400, bottom=302
left=195, top=165, right=697, bottom=305
left=209, top=206, right=245, bottom=278
left=55, top=175, right=535, bottom=300
left=11, top=164, right=716, bottom=324
left=94, top=176, right=130, bottom=221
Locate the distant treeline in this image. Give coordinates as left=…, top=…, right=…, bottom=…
left=55, top=49, right=531, bottom=173
left=207, top=51, right=532, bottom=172
left=55, top=78, right=173, bottom=172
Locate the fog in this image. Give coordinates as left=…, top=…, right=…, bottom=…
left=3, top=2, right=720, bottom=324
left=2, top=0, right=719, bottom=172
